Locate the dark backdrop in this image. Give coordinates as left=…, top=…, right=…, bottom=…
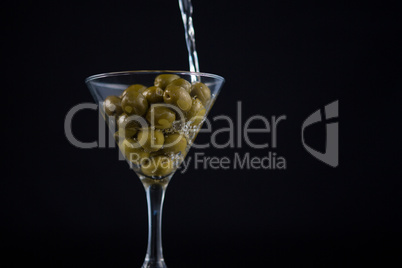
left=3, top=0, right=401, bottom=267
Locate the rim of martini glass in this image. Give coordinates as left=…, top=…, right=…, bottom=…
left=85, top=70, right=225, bottom=83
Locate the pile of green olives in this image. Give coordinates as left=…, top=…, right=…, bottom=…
left=103, top=74, right=211, bottom=178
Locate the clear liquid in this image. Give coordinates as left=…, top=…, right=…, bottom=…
left=178, top=0, right=199, bottom=74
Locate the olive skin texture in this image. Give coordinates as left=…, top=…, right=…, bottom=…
left=117, top=113, right=141, bottom=128
left=121, top=90, right=149, bottom=116
left=117, top=113, right=128, bottom=128
left=137, top=129, right=165, bottom=152
left=104, top=95, right=123, bottom=116
left=163, top=85, right=193, bottom=112
left=148, top=150, right=168, bottom=159
left=114, top=127, right=138, bottom=141
left=190, top=82, right=211, bottom=106
left=146, top=105, right=176, bottom=129
left=154, top=74, right=180, bottom=89
left=119, top=138, right=150, bottom=165
left=118, top=113, right=149, bottom=132
left=141, top=155, right=174, bottom=177
left=121, top=84, right=147, bottom=98
left=142, top=86, right=164, bottom=103
left=166, top=78, right=191, bottom=93
left=162, top=133, right=187, bottom=155
left=116, top=114, right=142, bottom=139
left=185, top=98, right=206, bottom=125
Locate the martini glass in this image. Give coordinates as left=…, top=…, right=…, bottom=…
left=85, top=70, right=224, bottom=268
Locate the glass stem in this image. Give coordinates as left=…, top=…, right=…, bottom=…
left=142, top=183, right=168, bottom=268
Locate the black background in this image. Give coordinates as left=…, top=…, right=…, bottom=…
left=3, top=0, right=401, bottom=267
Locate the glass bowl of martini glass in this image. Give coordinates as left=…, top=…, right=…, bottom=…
left=85, top=70, right=224, bottom=268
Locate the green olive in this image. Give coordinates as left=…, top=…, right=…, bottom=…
left=185, top=98, right=206, bottom=126
left=154, top=74, right=180, bottom=90
left=146, top=105, right=176, bottom=129
left=166, top=78, right=191, bottom=93
left=117, top=113, right=140, bottom=128
left=141, top=155, right=174, bottom=177
left=149, top=150, right=168, bottom=159
left=114, top=127, right=138, bottom=141
left=163, top=85, right=192, bottom=112
left=116, top=114, right=141, bottom=139
left=119, top=138, right=150, bottom=165
left=162, top=133, right=187, bottom=155
left=190, top=82, right=211, bottom=106
left=104, top=95, right=123, bottom=116
left=117, top=113, right=128, bottom=128
left=121, top=84, right=147, bottom=98
left=121, top=90, right=149, bottom=116
left=137, top=129, right=164, bottom=152
left=142, top=86, right=164, bottom=103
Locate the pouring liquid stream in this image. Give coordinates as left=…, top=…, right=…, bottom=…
left=178, top=0, right=199, bottom=81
